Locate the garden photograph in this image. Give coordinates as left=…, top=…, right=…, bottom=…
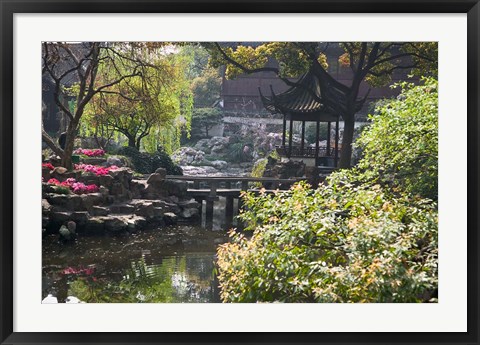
left=41, top=41, right=438, bottom=304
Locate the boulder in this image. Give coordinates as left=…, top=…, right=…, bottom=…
left=163, top=212, right=178, bottom=225
left=70, top=212, right=89, bottom=227
left=51, top=211, right=71, bottom=223
left=178, top=199, right=201, bottom=209
left=172, top=147, right=206, bottom=165
left=80, top=193, right=104, bottom=211
left=90, top=206, right=109, bottom=216
left=147, top=172, right=165, bottom=184
left=50, top=167, right=78, bottom=181
left=42, top=167, right=51, bottom=182
left=59, top=224, right=75, bottom=242
left=180, top=207, right=200, bottom=219
left=42, top=199, right=52, bottom=215
left=47, top=194, right=82, bottom=211
left=108, top=167, right=133, bottom=182
left=67, top=220, right=77, bottom=235
left=125, top=216, right=147, bottom=232
left=129, top=180, right=146, bottom=199
left=104, top=216, right=128, bottom=233
left=153, top=199, right=181, bottom=214
left=77, top=172, right=100, bottom=186
left=82, top=157, right=106, bottom=165
left=155, top=168, right=167, bottom=178
left=210, top=160, right=228, bottom=170
left=109, top=204, right=135, bottom=214
left=106, top=155, right=125, bottom=167
left=132, top=200, right=155, bottom=218
left=85, top=217, right=106, bottom=235
left=98, top=174, right=114, bottom=189
left=143, top=179, right=187, bottom=199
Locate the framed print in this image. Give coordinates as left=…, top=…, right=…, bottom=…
left=1, top=1, right=479, bottom=344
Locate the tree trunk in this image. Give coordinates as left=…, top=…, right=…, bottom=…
left=61, top=122, right=77, bottom=170
left=127, top=136, right=136, bottom=148
left=338, top=114, right=355, bottom=169
left=42, top=130, right=64, bottom=158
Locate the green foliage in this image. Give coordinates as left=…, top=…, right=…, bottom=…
left=251, top=158, right=268, bottom=179
left=353, top=78, right=438, bottom=200
left=191, top=108, right=223, bottom=137
left=116, top=146, right=183, bottom=175
left=218, top=181, right=437, bottom=303
left=227, top=142, right=252, bottom=163
left=217, top=79, right=438, bottom=303
left=83, top=46, right=193, bottom=153
left=305, top=123, right=328, bottom=144
left=191, top=68, right=222, bottom=107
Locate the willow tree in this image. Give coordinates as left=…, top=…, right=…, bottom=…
left=42, top=42, right=175, bottom=169
left=207, top=42, right=437, bottom=168
left=83, top=50, right=193, bottom=153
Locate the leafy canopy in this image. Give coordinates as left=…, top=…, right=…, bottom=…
left=81, top=45, right=193, bottom=153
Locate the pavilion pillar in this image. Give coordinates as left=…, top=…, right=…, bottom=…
left=315, top=120, right=320, bottom=165
left=282, top=114, right=286, bottom=148
left=300, top=121, right=305, bottom=156
left=327, top=122, right=331, bottom=156
left=334, top=118, right=339, bottom=167
left=288, top=119, right=293, bottom=158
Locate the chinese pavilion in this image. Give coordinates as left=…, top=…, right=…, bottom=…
left=259, top=68, right=341, bottom=167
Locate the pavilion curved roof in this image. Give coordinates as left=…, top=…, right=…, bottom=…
left=259, top=69, right=339, bottom=122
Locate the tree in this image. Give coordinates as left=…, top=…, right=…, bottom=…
left=41, top=42, right=171, bottom=169
left=191, top=108, right=223, bottom=138
left=207, top=42, right=437, bottom=168
left=83, top=50, right=192, bottom=151
left=190, top=67, right=222, bottom=107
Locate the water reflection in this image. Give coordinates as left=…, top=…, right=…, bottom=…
left=42, top=226, right=227, bottom=303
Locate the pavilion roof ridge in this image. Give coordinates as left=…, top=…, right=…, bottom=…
left=258, top=66, right=338, bottom=119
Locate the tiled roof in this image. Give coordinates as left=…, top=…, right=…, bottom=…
left=259, top=69, right=338, bottom=120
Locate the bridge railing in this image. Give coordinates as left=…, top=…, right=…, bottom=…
left=165, top=175, right=306, bottom=224
left=165, top=175, right=305, bottom=192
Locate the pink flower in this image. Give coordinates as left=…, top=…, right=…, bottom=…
left=74, top=164, right=115, bottom=176
left=71, top=182, right=99, bottom=194
left=47, top=178, right=60, bottom=185
left=42, top=163, right=55, bottom=170
left=74, top=148, right=105, bottom=157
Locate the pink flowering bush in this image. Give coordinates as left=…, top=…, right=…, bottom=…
left=72, top=182, right=99, bottom=194
left=46, top=177, right=99, bottom=195
left=42, top=163, right=55, bottom=170
left=74, top=148, right=106, bottom=157
left=74, top=164, right=118, bottom=176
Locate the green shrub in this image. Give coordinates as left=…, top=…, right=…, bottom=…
left=354, top=78, right=438, bottom=200
left=218, top=180, right=438, bottom=303
left=227, top=142, right=252, bottom=163
left=116, top=146, right=183, bottom=175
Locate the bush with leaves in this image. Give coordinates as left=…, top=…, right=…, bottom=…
left=216, top=78, right=438, bottom=303
left=117, top=146, right=183, bottom=175
left=218, top=180, right=437, bottom=303
left=353, top=78, right=438, bottom=200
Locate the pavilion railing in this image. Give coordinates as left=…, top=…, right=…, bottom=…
left=275, top=145, right=335, bottom=158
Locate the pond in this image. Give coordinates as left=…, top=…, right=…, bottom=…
left=42, top=225, right=230, bottom=303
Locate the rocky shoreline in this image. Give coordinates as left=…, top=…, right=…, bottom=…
left=42, top=166, right=201, bottom=241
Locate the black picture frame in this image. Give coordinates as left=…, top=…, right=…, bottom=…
left=1, top=1, right=479, bottom=344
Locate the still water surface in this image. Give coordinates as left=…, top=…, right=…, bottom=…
left=42, top=225, right=229, bottom=303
